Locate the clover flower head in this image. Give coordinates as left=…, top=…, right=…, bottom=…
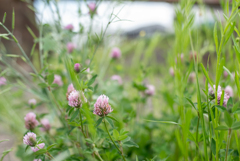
left=0, top=77, right=6, bottom=86
left=111, top=47, right=121, bottom=59
left=67, top=42, right=75, bottom=53
left=53, top=75, right=63, bottom=86
left=40, top=118, right=51, bottom=132
left=208, top=85, right=222, bottom=97
left=93, top=95, right=113, bottom=117
left=28, top=99, right=37, bottom=106
left=23, top=132, right=37, bottom=146
left=68, top=90, right=82, bottom=108
left=24, top=112, right=39, bottom=130
left=64, top=24, right=74, bottom=30
left=31, top=143, right=45, bottom=152
left=111, top=75, right=122, bottom=84
left=145, top=84, right=155, bottom=96
left=34, top=159, right=42, bottom=161
left=225, top=85, right=233, bottom=97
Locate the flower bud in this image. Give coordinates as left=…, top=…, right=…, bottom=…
left=74, top=63, right=81, bottom=73
left=88, top=3, right=97, bottom=15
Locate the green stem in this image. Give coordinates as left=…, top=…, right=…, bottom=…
left=48, top=88, right=63, bottom=115
left=79, top=109, right=87, bottom=138
left=94, top=151, right=104, bottom=161
left=196, top=113, right=200, bottom=155
left=103, top=118, right=126, bottom=161
left=189, top=30, right=208, bottom=161
left=225, top=129, right=232, bottom=161
left=36, top=145, right=54, bottom=160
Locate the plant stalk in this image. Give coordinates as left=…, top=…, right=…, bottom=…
left=103, top=118, right=127, bottom=161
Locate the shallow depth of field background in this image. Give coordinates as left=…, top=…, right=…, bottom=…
left=0, top=0, right=235, bottom=161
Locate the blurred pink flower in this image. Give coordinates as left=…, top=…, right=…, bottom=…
left=225, top=85, right=233, bottom=97
left=217, top=91, right=230, bottom=107
left=86, top=68, right=90, bottom=73
left=28, top=99, right=37, bottom=106
left=111, top=47, right=121, bottom=59
left=40, top=118, right=51, bottom=132
left=189, top=72, right=196, bottom=83
left=68, top=83, right=75, bottom=93
left=93, top=95, right=113, bottom=117
left=0, top=77, right=6, bottom=86
left=169, top=67, right=174, bottom=77
left=24, top=112, right=39, bottom=130
left=111, top=75, right=122, bottom=84
left=31, top=143, right=45, bottom=152
left=23, top=132, right=37, bottom=146
left=67, top=42, right=75, bottom=53
left=66, top=83, right=75, bottom=100
left=145, top=84, right=155, bottom=96
left=224, top=71, right=228, bottom=78
left=64, top=24, right=74, bottom=30
left=68, top=90, right=81, bottom=108
left=34, top=159, right=42, bottom=161
left=53, top=75, right=63, bottom=86
left=175, top=53, right=184, bottom=63
left=74, top=63, right=81, bottom=73
left=85, top=59, right=90, bottom=65
left=208, top=85, right=221, bottom=97
left=209, top=85, right=230, bottom=107
left=88, top=3, right=97, bottom=14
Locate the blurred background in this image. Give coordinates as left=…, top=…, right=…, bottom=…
left=0, top=0, right=223, bottom=160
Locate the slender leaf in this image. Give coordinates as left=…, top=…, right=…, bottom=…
left=87, top=74, right=97, bottom=86
left=215, top=125, right=229, bottom=131
left=224, top=111, right=233, bottom=127
left=143, top=119, right=180, bottom=126
left=200, top=63, right=213, bottom=86
left=0, top=139, right=8, bottom=144
left=95, top=117, right=103, bottom=128
left=2, top=12, right=6, bottom=24
left=232, top=122, right=240, bottom=130
left=12, top=9, right=15, bottom=30
left=70, top=109, right=79, bottom=122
